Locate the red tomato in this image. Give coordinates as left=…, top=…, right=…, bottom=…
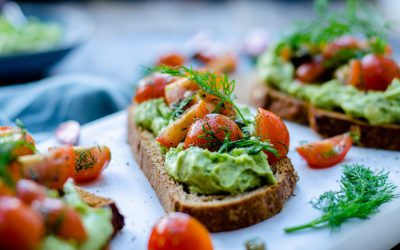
left=72, top=145, right=111, bottom=182
left=0, top=196, right=44, bottom=250
left=134, top=75, right=174, bottom=103
left=184, top=114, right=242, bottom=150
left=296, top=133, right=353, bottom=169
left=16, top=179, right=46, bottom=205
left=33, top=198, right=87, bottom=242
left=148, top=212, right=213, bottom=250
left=296, top=61, right=325, bottom=83
left=255, top=108, right=290, bottom=164
left=0, top=126, right=36, bottom=157
left=205, top=53, right=237, bottom=73
left=323, top=36, right=363, bottom=58
left=20, top=146, right=74, bottom=189
left=157, top=53, right=186, bottom=67
left=361, top=54, right=399, bottom=91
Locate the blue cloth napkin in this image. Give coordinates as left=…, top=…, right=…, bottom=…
left=0, top=74, right=131, bottom=140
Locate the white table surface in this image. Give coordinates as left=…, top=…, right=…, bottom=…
left=39, top=111, right=400, bottom=250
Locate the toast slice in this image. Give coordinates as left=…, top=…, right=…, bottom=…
left=127, top=106, right=298, bottom=232
left=251, top=83, right=400, bottom=150
left=76, top=187, right=125, bottom=237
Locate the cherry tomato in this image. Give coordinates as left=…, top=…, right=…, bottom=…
left=33, top=198, right=87, bottom=242
left=296, top=133, right=353, bottom=169
left=255, top=108, right=290, bottom=164
left=0, top=196, right=44, bottom=250
left=346, top=59, right=363, bottom=88
left=206, top=53, right=237, bottom=73
left=73, top=145, right=111, bottom=182
left=0, top=126, right=36, bottom=157
left=157, top=53, right=186, bottom=67
left=184, top=114, right=242, bottom=150
left=16, top=179, right=46, bottom=205
left=157, top=100, right=215, bottom=148
left=296, top=61, right=325, bottom=83
left=323, top=36, right=363, bottom=58
left=134, top=75, right=174, bottom=103
left=165, top=78, right=199, bottom=105
left=361, top=54, right=399, bottom=91
left=148, top=212, right=213, bottom=250
left=19, top=146, right=74, bottom=189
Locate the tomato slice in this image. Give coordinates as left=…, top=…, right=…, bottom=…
left=148, top=212, right=213, bottom=250
left=361, top=54, right=398, bottom=91
left=72, top=146, right=111, bottom=182
left=296, top=133, right=353, bottom=169
left=296, top=61, right=325, bottom=83
left=184, top=114, right=242, bottom=150
left=134, top=75, right=174, bottom=103
left=0, top=196, right=44, bottom=250
left=323, top=36, right=363, bottom=58
left=255, top=108, right=290, bottom=164
left=16, top=179, right=46, bottom=205
left=33, top=198, right=87, bottom=242
left=19, top=146, right=74, bottom=189
left=0, top=126, right=36, bottom=158
left=157, top=53, right=186, bottom=67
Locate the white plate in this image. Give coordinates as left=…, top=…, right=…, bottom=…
left=39, top=111, right=400, bottom=250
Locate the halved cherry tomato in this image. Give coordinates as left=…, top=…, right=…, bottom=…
left=0, top=196, right=44, bottom=250
left=346, top=59, right=363, bottom=88
left=134, top=75, right=174, bottom=103
left=184, top=114, right=242, bottom=150
left=206, top=53, right=237, bottom=73
left=157, top=100, right=215, bottom=148
left=323, top=36, right=363, bottom=58
left=255, top=108, right=290, bottom=164
left=16, top=179, right=46, bottom=205
left=0, top=126, right=36, bottom=157
left=165, top=78, right=199, bottom=105
left=33, top=198, right=87, bottom=242
left=296, top=61, right=325, bottom=83
left=361, top=54, right=398, bottom=91
left=73, top=145, right=111, bottom=182
left=148, top=212, right=213, bottom=250
left=296, top=133, right=353, bottom=169
left=157, top=53, right=186, bottom=67
left=19, top=146, right=74, bottom=189
left=197, top=91, right=236, bottom=119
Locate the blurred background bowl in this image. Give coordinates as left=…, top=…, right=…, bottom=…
left=0, top=4, right=93, bottom=84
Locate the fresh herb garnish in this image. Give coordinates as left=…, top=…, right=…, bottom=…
left=171, top=94, right=195, bottom=120
left=281, top=0, right=391, bottom=54
left=75, top=149, right=97, bottom=172
left=285, top=164, right=398, bottom=233
left=149, top=65, right=249, bottom=124
left=245, top=237, right=266, bottom=250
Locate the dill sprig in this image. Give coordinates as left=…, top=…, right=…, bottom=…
left=285, top=164, right=398, bottom=233
left=75, top=149, right=97, bottom=172
left=282, top=0, right=391, bottom=54
left=149, top=65, right=249, bottom=124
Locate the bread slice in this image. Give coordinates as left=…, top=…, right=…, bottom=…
left=251, top=83, right=400, bottom=150
left=127, top=106, right=298, bottom=232
left=76, top=187, right=125, bottom=237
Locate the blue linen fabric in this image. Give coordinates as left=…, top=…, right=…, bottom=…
left=0, top=74, right=131, bottom=139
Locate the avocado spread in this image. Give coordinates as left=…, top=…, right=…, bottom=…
left=165, top=146, right=276, bottom=195
left=40, top=182, right=114, bottom=250
left=134, top=98, right=172, bottom=135
left=257, top=46, right=400, bottom=125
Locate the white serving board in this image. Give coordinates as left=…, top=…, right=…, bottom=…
left=39, top=111, right=400, bottom=250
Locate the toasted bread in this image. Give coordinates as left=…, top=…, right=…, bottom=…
left=76, top=187, right=125, bottom=237
left=127, top=106, right=298, bottom=232
left=251, top=83, right=400, bottom=150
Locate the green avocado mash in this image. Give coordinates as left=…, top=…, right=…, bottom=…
left=134, top=98, right=172, bottom=135
left=257, top=46, right=400, bottom=125
left=0, top=16, right=62, bottom=55
left=165, top=146, right=276, bottom=195
left=40, top=182, right=113, bottom=250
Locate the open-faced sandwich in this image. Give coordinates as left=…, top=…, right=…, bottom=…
left=0, top=125, right=124, bottom=249
left=253, top=0, right=400, bottom=150
left=128, top=66, right=298, bottom=232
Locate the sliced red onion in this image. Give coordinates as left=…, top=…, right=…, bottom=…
left=55, top=120, right=81, bottom=145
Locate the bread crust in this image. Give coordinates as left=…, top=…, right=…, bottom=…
left=251, top=83, right=400, bottom=150
left=127, top=106, right=298, bottom=232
